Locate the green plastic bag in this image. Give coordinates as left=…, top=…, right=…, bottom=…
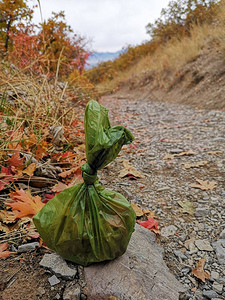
left=33, top=100, right=136, bottom=266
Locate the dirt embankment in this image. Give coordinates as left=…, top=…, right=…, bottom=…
left=116, top=46, right=225, bottom=110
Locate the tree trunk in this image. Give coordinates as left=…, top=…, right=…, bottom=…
left=5, top=16, right=12, bottom=53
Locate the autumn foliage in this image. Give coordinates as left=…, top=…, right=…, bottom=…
left=86, top=0, right=222, bottom=86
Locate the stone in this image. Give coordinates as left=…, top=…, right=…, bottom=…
left=55, top=293, right=60, bottom=300
left=63, top=282, right=81, bottom=300
left=203, top=290, right=219, bottom=299
left=170, top=148, right=183, bottom=154
left=36, top=287, right=45, bottom=296
left=48, top=275, right=60, bottom=286
left=211, top=271, right=220, bottom=281
left=39, top=253, right=77, bottom=280
left=174, top=250, right=187, bottom=260
left=212, top=282, right=223, bottom=293
left=161, top=225, right=177, bottom=237
left=83, top=224, right=184, bottom=300
left=220, top=229, right=225, bottom=239
left=195, top=239, right=213, bottom=251
left=17, top=242, right=39, bottom=253
left=195, top=207, right=209, bottom=217
left=212, top=240, right=225, bottom=265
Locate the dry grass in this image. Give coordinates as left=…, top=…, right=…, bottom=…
left=0, top=61, right=95, bottom=152
left=97, top=2, right=225, bottom=94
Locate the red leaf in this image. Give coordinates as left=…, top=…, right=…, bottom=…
left=0, top=166, right=14, bottom=191
left=6, top=153, right=24, bottom=168
left=138, top=217, right=160, bottom=234
left=43, top=193, right=55, bottom=203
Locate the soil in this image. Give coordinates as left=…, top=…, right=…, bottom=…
left=1, top=86, right=225, bottom=299
left=116, top=46, right=225, bottom=111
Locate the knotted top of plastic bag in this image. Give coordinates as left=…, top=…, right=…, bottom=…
left=81, top=100, right=134, bottom=184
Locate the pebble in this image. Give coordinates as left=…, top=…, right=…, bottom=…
left=202, top=290, right=219, bottom=299
left=211, top=271, right=220, bottom=281
left=161, top=225, right=177, bottom=237
left=174, top=250, right=187, bottom=260
left=195, top=207, right=209, bottom=217
left=195, top=239, right=213, bottom=251
left=170, top=148, right=183, bottom=154
left=17, top=242, right=39, bottom=253
left=212, top=240, right=225, bottom=265
left=220, top=229, right=225, bottom=239
left=48, top=275, right=60, bottom=286
left=212, top=282, right=224, bottom=293
left=39, top=253, right=77, bottom=280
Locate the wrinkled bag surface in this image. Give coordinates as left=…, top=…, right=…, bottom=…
left=33, top=100, right=136, bottom=266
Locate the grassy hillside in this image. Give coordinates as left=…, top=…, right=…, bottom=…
left=86, top=0, right=225, bottom=109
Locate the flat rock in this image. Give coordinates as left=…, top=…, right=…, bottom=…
left=48, top=275, right=60, bottom=286
left=161, top=225, right=177, bottom=237
left=63, top=282, right=81, bottom=300
left=17, top=242, right=39, bottom=253
left=195, top=239, right=213, bottom=251
left=83, top=224, right=184, bottom=300
left=39, top=253, right=77, bottom=280
left=212, top=240, right=225, bottom=265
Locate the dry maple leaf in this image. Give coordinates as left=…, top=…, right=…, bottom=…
left=192, top=258, right=210, bottom=282
left=190, top=179, right=217, bottom=191
left=7, top=189, right=44, bottom=219
left=22, top=163, right=36, bottom=176
left=119, top=160, right=144, bottom=179
left=183, top=161, right=208, bottom=169
left=0, top=243, right=12, bottom=259
left=6, top=152, right=25, bottom=168
left=51, top=182, right=69, bottom=193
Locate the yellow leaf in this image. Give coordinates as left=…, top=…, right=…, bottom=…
left=131, top=203, right=144, bottom=217
left=23, top=163, right=36, bottom=176
left=7, top=189, right=44, bottom=219
left=0, top=210, right=17, bottom=223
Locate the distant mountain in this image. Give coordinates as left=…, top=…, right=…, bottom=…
left=85, top=50, right=123, bottom=70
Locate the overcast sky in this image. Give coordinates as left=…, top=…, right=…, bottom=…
left=30, top=0, right=171, bottom=52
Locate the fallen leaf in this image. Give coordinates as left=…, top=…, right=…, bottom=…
left=0, top=210, right=17, bottom=223
left=0, top=166, right=14, bottom=191
left=0, top=222, right=10, bottom=234
left=183, top=161, right=208, bottom=169
left=208, top=151, right=223, bottom=156
left=192, top=258, right=210, bottom=282
left=6, top=152, right=24, bottom=168
left=178, top=201, right=195, bottom=215
left=51, top=182, right=69, bottom=193
left=190, top=179, right=217, bottom=191
left=163, top=151, right=196, bottom=160
left=131, top=203, right=144, bottom=217
left=22, top=163, right=36, bottom=176
left=0, top=243, right=11, bottom=259
left=59, top=166, right=81, bottom=178
left=7, top=189, right=45, bottom=219
left=138, top=217, right=160, bottom=234
left=119, top=160, right=144, bottom=179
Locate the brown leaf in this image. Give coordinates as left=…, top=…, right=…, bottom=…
left=0, top=243, right=12, bottom=259
left=0, top=222, right=10, bottom=234
left=0, top=210, right=17, bottom=223
left=7, top=189, right=44, bottom=219
left=183, top=161, right=208, bottom=169
left=163, top=151, right=196, bottom=160
left=51, top=182, right=69, bottom=193
left=190, top=179, right=217, bottom=191
left=192, top=258, right=210, bottom=282
left=22, top=163, right=36, bottom=176
left=119, top=160, right=144, bottom=179
left=208, top=151, right=223, bottom=156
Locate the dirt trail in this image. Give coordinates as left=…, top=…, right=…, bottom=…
left=100, top=94, right=225, bottom=299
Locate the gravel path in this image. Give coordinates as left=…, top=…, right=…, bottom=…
left=100, top=95, right=225, bottom=300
